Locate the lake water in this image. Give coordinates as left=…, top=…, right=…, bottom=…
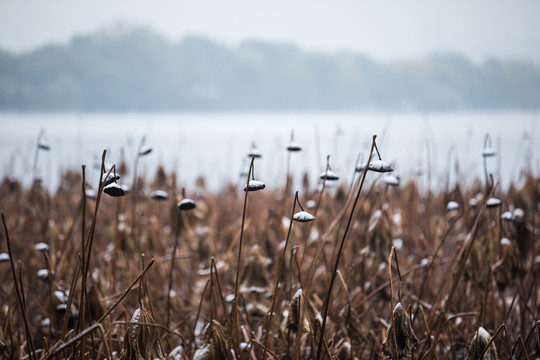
left=0, top=111, right=538, bottom=193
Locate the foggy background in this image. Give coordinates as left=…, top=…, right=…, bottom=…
left=0, top=1, right=539, bottom=191
left=2, top=0, right=540, bottom=62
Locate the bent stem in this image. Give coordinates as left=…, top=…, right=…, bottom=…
left=315, top=135, right=377, bottom=360
left=263, top=191, right=299, bottom=358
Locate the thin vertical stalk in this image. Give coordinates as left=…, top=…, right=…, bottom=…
left=2, top=213, right=37, bottom=360
left=315, top=135, right=377, bottom=360
left=232, top=157, right=255, bottom=347
left=263, top=191, right=298, bottom=358
left=166, top=211, right=182, bottom=329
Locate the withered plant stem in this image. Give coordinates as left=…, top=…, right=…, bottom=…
left=418, top=183, right=493, bottom=359
left=387, top=246, right=399, bottom=360
left=300, top=157, right=329, bottom=265
left=2, top=212, right=38, bottom=360
left=211, top=257, right=228, bottom=323
left=190, top=280, right=209, bottom=358
left=316, top=134, right=377, bottom=360
left=77, top=151, right=111, bottom=359
left=61, top=256, right=81, bottom=341
left=96, top=258, right=155, bottom=324
left=263, top=191, right=298, bottom=358
left=232, top=156, right=255, bottom=348
left=166, top=211, right=182, bottom=329
left=78, top=165, right=87, bottom=335
left=483, top=133, right=492, bottom=188
left=46, top=323, right=105, bottom=359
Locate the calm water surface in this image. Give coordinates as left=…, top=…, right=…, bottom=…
left=0, top=112, right=537, bottom=193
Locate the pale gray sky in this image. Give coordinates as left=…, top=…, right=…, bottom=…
left=1, top=0, right=539, bottom=62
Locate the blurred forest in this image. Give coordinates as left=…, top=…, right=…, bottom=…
left=1, top=26, right=539, bottom=112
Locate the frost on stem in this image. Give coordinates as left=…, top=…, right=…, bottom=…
left=382, top=302, right=418, bottom=359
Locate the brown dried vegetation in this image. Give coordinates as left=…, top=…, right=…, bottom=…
left=0, top=151, right=539, bottom=359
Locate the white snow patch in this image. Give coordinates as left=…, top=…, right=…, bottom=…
left=486, top=197, right=502, bottom=208
left=319, top=169, right=339, bottom=181
left=35, top=242, right=50, bottom=251
left=151, top=189, right=168, bottom=200
left=383, top=174, right=400, bottom=186
left=393, top=212, right=402, bottom=226
left=193, top=344, right=211, bottom=359
left=243, top=180, right=265, bottom=191
left=475, top=327, right=491, bottom=340
left=41, top=317, right=51, bottom=327
left=482, top=148, right=496, bottom=157
left=446, top=201, right=459, bottom=212
left=54, top=290, right=68, bottom=303
left=130, top=308, right=142, bottom=341
left=512, top=208, right=525, bottom=220
left=368, top=210, right=382, bottom=232
left=168, top=345, right=184, bottom=360
left=293, top=211, right=315, bottom=222
left=368, top=159, right=393, bottom=173
left=37, top=269, right=52, bottom=280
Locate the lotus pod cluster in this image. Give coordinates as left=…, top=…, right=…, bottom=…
left=121, top=307, right=165, bottom=360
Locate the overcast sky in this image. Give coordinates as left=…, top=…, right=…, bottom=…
left=1, top=0, right=539, bottom=63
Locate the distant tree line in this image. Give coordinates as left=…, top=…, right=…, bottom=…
left=0, top=27, right=539, bottom=111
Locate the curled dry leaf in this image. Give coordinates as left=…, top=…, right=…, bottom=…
left=120, top=307, right=165, bottom=360
left=193, top=320, right=232, bottom=360
left=465, top=327, right=498, bottom=360
left=382, top=303, right=418, bottom=359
